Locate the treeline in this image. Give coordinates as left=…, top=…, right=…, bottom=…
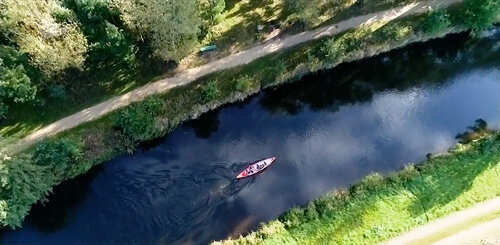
left=0, top=0, right=225, bottom=120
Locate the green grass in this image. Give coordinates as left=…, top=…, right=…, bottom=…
left=214, top=135, right=500, bottom=244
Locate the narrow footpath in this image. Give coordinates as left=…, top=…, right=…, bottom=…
left=384, top=197, right=500, bottom=245
left=7, top=0, right=462, bottom=154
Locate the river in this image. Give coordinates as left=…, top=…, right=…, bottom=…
left=1, top=31, right=500, bottom=245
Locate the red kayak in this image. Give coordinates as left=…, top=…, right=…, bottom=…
left=236, top=157, right=277, bottom=179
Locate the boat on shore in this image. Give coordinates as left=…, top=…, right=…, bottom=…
left=236, top=157, right=277, bottom=179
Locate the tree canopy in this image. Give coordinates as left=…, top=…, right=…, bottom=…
left=110, top=0, right=201, bottom=61
left=0, top=0, right=88, bottom=75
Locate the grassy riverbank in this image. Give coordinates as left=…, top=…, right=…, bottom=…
left=213, top=133, right=500, bottom=244
left=0, top=0, right=498, bottom=229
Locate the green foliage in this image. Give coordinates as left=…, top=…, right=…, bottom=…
left=0, top=64, right=37, bottom=104
left=460, top=0, right=499, bottom=33
left=110, top=0, right=201, bottom=62
left=63, top=0, right=137, bottom=68
left=33, top=138, right=83, bottom=177
left=320, top=29, right=369, bottom=62
left=112, top=97, right=165, bottom=142
left=0, top=103, right=8, bottom=119
left=47, top=84, right=66, bottom=99
left=283, top=0, right=320, bottom=30
left=199, top=0, right=226, bottom=40
left=0, top=155, right=56, bottom=228
left=201, top=81, right=221, bottom=102
left=234, top=75, right=254, bottom=92
left=0, top=0, right=88, bottom=76
left=0, top=46, right=38, bottom=119
left=203, top=0, right=226, bottom=25
left=421, top=10, right=451, bottom=35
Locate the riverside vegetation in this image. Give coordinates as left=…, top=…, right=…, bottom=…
left=214, top=130, right=500, bottom=244
left=0, top=0, right=498, bottom=234
left=0, top=0, right=423, bottom=148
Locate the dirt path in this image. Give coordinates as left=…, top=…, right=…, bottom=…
left=384, top=197, right=500, bottom=245
left=6, top=0, right=462, bottom=154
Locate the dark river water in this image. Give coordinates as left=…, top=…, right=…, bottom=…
left=2, top=31, right=500, bottom=245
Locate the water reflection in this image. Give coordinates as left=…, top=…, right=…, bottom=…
left=1, top=32, right=500, bottom=245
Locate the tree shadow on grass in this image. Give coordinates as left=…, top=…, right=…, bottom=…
left=210, top=0, right=281, bottom=53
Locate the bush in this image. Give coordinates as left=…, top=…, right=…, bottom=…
left=319, top=28, right=372, bottom=63
left=202, top=0, right=225, bottom=25
left=0, top=46, right=39, bottom=119
left=47, top=84, right=66, bottom=99
left=283, top=0, right=320, bottom=30
left=261, top=60, right=287, bottom=87
left=421, top=11, right=451, bottom=35
left=201, top=81, right=221, bottom=102
left=0, top=155, right=57, bottom=228
left=234, top=75, right=254, bottom=92
left=112, top=97, right=164, bottom=142
left=460, top=0, right=499, bottom=33
left=33, top=138, right=83, bottom=177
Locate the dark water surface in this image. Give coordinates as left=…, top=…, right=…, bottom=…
left=2, top=31, right=500, bottom=245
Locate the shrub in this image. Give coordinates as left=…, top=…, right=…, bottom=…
left=421, top=11, right=451, bottom=35
left=33, top=138, right=83, bottom=178
left=0, top=63, right=37, bottom=103
left=0, top=155, right=57, bottom=228
left=47, top=84, right=66, bottom=99
left=319, top=28, right=371, bottom=63
left=283, top=0, right=320, bottom=30
left=202, top=0, right=225, bottom=25
left=234, top=75, right=254, bottom=92
left=0, top=46, right=38, bottom=119
left=112, top=97, right=164, bottom=142
left=460, top=0, right=499, bottom=33
left=261, top=60, right=287, bottom=87
left=201, top=81, right=220, bottom=102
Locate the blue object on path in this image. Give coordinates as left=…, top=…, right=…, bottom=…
left=200, top=45, right=217, bottom=52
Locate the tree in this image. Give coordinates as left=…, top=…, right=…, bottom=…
left=461, top=0, right=499, bottom=33
left=0, top=0, right=88, bottom=76
left=110, top=0, right=201, bottom=62
left=33, top=138, right=83, bottom=177
left=63, top=0, right=137, bottom=68
left=421, top=10, right=451, bottom=35
left=0, top=46, right=38, bottom=119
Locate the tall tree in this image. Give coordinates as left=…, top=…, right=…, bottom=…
left=0, top=0, right=88, bottom=76
left=110, top=0, right=201, bottom=62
